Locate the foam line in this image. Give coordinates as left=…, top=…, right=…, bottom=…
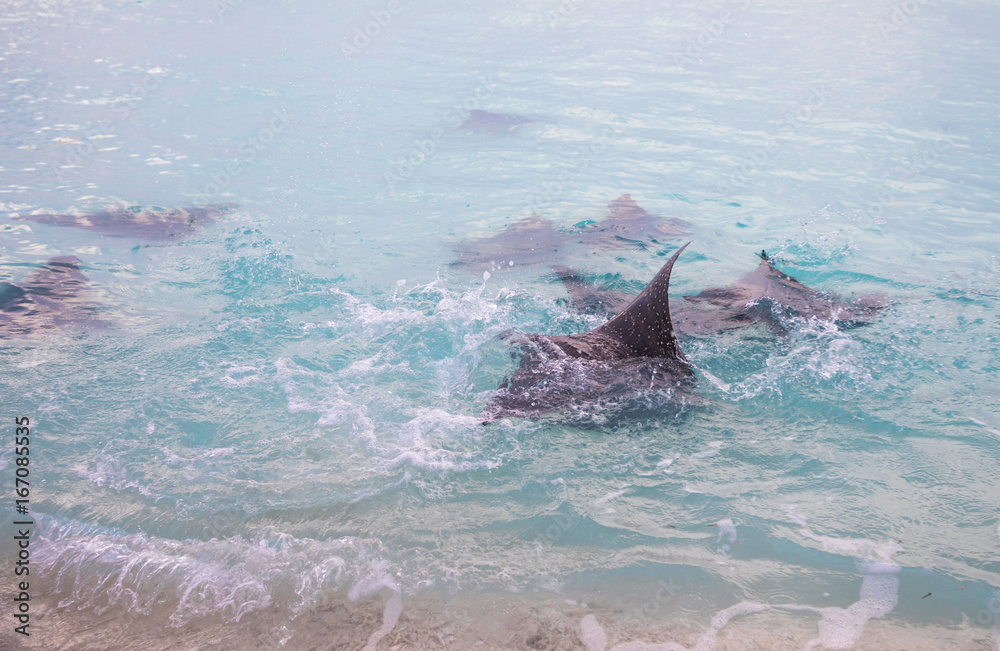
left=582, top=540, right=901, bottom=651
left=580, top=614, right=607, bottom=651
left=363, top=588, right=402, bottom=651
left=349, top=574, right=403, bottom=651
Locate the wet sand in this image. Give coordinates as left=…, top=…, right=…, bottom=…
left=5, top=587, right=994, bottom=651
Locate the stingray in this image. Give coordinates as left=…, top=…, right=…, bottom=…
left=483, top=244, right=695, bottom=423
left=450, top=196, right=690, bottom=275
left=450, top=214, right=564, bottom=274
left=12, top=203, right=236, bottom=240
left=553, top=251, right=885, bottom=336
left=674, top=251, right=885, bottom=334
left=570, top=194, right=691, bottom=249
left=460, top=109, right=532, bottom=134
left=0, top=257, right=105, bottom=337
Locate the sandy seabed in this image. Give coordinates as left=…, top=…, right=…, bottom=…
left=3, top=588, right=995, bottom=651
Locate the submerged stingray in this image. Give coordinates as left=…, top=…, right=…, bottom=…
left=0, top=257, right=104, bottom=337
left=571, top=194, right=691, bottom=249
left=450, top=214, right=563, bottom=274
left=674, top=251, right=884, bottom=334
left=460, top=109, right=532, bottom=134
left=484, top=244, right=694, bottom=422
left=13, top=203, right=235, bottom=240
left=554, top=251, right=884, bottom=336
left=450, top=196, right=690, bottom=274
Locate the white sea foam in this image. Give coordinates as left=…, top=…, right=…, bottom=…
left=805, top=562, right=900, bottom=649
left=715, top=519, right=737, bottom=549
left=728, top=326, right=873, bottom=401
left=578, top=525, right=903, bottom=651
left=274, top=358, right=375, bottom=437
left=35, top=516, right=395, bottom=629
left=384, top=448, right=488, bottom=473
left=327, top=275, right=505, bottom=340
left=796, top=528, right=902, bottom=564
left=379, top=408, right=495, bottom=474
left=691, top=442, right=723, bottom=459
left=784, top=505, right=809, bottom=527
left=594, top=486, right=631, bottom=505
left=695, top=366, right=730, bottom=393
left=221, top=364, right=264, bottom=387
left=335, top=354, right=409, bottom=379
left=349, top=565, right=403, bottom=651
left=580, top=614, right=608, bottom=651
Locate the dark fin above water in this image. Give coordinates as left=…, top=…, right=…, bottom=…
left=485, top=244, right=693, bottom=422
left=594, top=242, right=690, bottom=360
left=14, top=203, right=236, bottom=240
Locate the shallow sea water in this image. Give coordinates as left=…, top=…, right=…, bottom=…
left=1, top=0, right=999, bottom=649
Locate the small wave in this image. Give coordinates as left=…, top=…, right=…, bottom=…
left=34, top=515, right=398, bottom=630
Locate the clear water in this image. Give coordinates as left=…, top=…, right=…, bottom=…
left=2, top=0, right=999, bottom=649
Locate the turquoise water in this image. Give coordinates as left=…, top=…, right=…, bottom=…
left=2, top=0, right=999, bottom=649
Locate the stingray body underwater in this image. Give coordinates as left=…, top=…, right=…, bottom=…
left=460, top=109, right=532, bottom=134
left=0, top=257, right=104, bottom=337
left=569, top=194, right=690, bottom=249
left=553, top=251, right=884, bottom=337
left=13, top=203, right=235, bottom=240
left=450, top=214, right=564, bottom=274
left=450, top=195, right=690, bottom=275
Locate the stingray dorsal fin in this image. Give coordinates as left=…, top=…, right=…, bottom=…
left=595, top=242, right=689, bottom=360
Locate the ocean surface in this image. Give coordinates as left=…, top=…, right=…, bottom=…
left=2, top=0, right=999, bottom=649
